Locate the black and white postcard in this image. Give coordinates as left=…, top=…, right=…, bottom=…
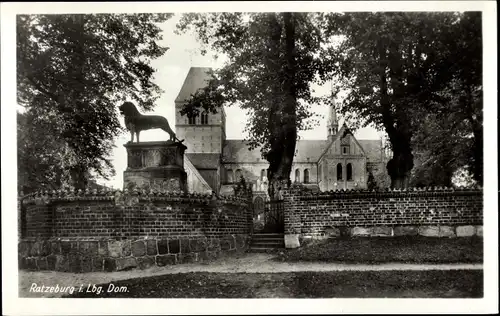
left=1, top=1, right=498, bottom=315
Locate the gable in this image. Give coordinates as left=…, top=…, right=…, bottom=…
left=318, top=124, right=345, bottom=162
left=318, top=124, right=372, bottom=163
left=329, top=132, right=366, bottom=156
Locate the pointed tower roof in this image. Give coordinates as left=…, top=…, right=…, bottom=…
left=327, top=100, right=339, bottom=140
left=175, top=67, right=213, bottom=103
left=327, top=103, right=338, bottom=127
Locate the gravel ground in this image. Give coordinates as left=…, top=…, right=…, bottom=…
left=19, top=252, right=483, bottom=298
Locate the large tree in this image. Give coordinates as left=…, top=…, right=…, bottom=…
left=17, top=13, right=171, bottom=191
left=410, top=112, right=464, bottom=187
left=325, top=12, right=482, bottom=188
left=411, top=12, right=482, bottom=187
left=18, top=108, right=67, bottom=193
left=176, top=13, right=330, bottom=198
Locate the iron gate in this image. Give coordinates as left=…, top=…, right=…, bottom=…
left=260, top=199, right=284, bottom=233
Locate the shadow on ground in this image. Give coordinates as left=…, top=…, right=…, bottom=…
left=64, top=270, right=483, bottom=298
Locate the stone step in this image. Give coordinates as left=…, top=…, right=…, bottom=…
left=251, top=236, right=284, bottom=243
left=252, top=233, right=284, bottom=237
left=251, top=235, right=284, bottom=239
left=250, top=239, right=285, bottom=245
left=251, top=237, right=285, bottom=243
left=248, top=246, right=284, bottom=252
left=249, top=232, right=285, bottom=250
left=250, top=244, right=285, bottom=249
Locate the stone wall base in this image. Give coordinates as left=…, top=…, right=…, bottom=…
left=284, top=234, right=300, bottom=248
left=19, top=235, right=249, bottom=273
left=299, top=225, right=483, bottom=240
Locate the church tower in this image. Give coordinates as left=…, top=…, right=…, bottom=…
left=174, top=67, right=226, bottom=154
left=327, top=101, right=339, bottom=141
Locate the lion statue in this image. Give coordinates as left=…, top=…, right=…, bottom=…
left=119, top=101, right=183, bottom=143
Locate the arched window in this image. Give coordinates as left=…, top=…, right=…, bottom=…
left=201, top=112, right=208, bottom=125
left=295, top=169, right=300, bottom=183
left=227, top=169, right=234, bottom=183
left=337, top=163, right=343, bottom=180
left=188, top=115, right=196, bottom=125
left=347, top=163, right=353, bottom=181
left=260, top=169, right=266, bottom=181
left=235, top=169, right=242, bottom=181
left=342, top=145, right=350, bottom=155
left=304, top=169, right=310, bottom=183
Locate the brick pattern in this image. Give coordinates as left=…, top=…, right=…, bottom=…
left=21, top=193, right=252, bottom=239
left=283, top=188, right=483, bottom=237
left=19, top=191, right=252, bottom=273
left=49, top=201, right=249, bottom=239
left=25, top=205, right=54, bottom=238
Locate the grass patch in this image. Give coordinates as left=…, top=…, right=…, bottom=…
left=65, top=270, right=483, bottom=298
left=278, top=236, right=483, bottom=264
left=291, top=270, right=483, bottom=298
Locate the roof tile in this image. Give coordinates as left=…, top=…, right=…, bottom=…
left=222, top=139, right=330, bottom=163
left=185, top=153, right=220, bottom=169
left=357, top=140, right=383, bottom=162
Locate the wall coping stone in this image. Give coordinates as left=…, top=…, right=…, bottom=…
left=282, top=186, right=482, bottom=200
left=20, top=189, right=250, bottom=206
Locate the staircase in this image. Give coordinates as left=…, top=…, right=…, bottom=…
left=249, top=233, right=285, bottom=252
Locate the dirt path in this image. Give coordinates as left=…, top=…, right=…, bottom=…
left=19, top=253, right=483, bottom=298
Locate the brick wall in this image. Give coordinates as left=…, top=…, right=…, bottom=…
left=19, top=190, right=253, bottom=272
left=25, top=204, right=54, bottom=238
left=21, top=191, right=251, bottom=239
left=283, top=187, right=483, bottom=239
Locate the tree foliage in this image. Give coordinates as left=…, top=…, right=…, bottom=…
left=326, top=12, right=482, bottom=188
left=176, top=13, right=332, bottom=197
left=408, top=12, right=482, bottom=187
left=17, top=13, right=171, bottom=192
left=176, top=12, right=482, bottom=192
left=18, top=109, right=68, bottom=193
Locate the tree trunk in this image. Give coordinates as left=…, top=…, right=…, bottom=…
left=386, top=149, right=414, bottom=189
left=278, top=12, right=298, bottom=189
left=471, top=129, right=483, bottom=185
left=386, top=128, right=414, bottom=189
left=264, top=13, right=284, bottom=199
left=266, top=12, right=298, bottom=200
left=378, top=39, right=415, bottom=189
left=68, top=14, right=90, bottom=190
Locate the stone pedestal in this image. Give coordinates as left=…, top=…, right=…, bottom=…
left=123, top=141, right=187, bottom=192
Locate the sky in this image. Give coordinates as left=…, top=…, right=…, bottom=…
left=101, top=14, right=385, bottom=189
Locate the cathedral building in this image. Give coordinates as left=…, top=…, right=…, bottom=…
left=175, top=67, right=386, bottom=198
